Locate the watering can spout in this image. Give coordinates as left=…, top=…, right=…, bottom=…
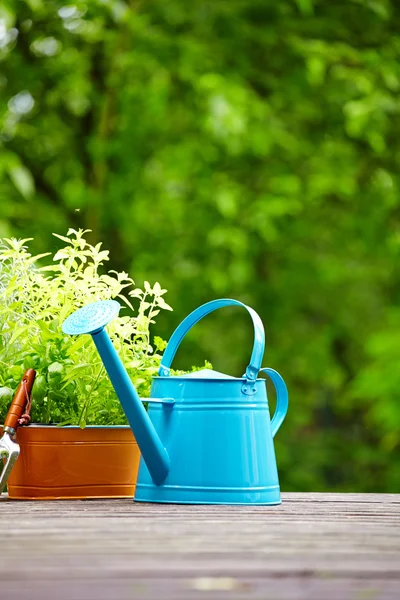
left=62, top=301, right=170, bottom=485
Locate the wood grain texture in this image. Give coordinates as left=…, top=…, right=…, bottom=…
left=0, top=493, right=399, bottom=600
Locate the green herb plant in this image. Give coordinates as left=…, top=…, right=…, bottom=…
left=0, top=229, right=193, bottom=427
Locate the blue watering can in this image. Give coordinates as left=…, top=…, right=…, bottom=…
left=62, top=298, right=288, bottom=505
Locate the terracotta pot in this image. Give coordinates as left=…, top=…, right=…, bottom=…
left=6, top=425, right=140, bottom=500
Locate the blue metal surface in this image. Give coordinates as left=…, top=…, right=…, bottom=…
left=62, top=298, right=289, bottom=505
left=91, top=329, right=170, bottom=485
left=158, top=299, right=265, bottom=392
left=63, top=301, right=170, bottom=485
left=135, top=375, right=284, bottom=505
left=259, top=368, right=289, bottom=438
left=62, top=300, right=120, bottom=335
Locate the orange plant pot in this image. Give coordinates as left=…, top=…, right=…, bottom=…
left=7, top=425, right=140, bottom=500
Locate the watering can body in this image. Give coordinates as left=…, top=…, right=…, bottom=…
left=135, top=370, right=284, bottom=504
left=62, top=298, right=288, bottom=505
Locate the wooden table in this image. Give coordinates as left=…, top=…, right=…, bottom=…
left=0, top=493, right=399, bottom=599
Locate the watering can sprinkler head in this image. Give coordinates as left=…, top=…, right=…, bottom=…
left=62, top=300, right=171, bottom=486
left=62, top=300, right=121, bottom=336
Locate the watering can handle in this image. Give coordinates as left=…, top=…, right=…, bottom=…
left=158, top=298, right=265, bottom=382
left=259, top=368, right=288, bottom=437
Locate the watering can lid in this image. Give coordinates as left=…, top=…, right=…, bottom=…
left=177, top=368, right=236, bottom=379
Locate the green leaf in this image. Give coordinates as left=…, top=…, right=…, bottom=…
left=67, top=336, right=91, bottom=354
left=48, top=361, right=64, bottom=374
left=52, top=233, right=74, bottom=243
left=8, top=326, right=29, bottom=346
left=0, top=387, right=13, bottom=403
left=24, top=0, right=44, bottom=12
left=117, top=294, right=135, bottom=311
left=59, top=364, right=92, bottom=386
left=294, top=0, right=314, bottom=15
left=8, top=165, right=35, bottom=199
left=157, top=297, right=173, bottom=311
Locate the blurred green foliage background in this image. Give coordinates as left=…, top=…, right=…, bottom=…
left=1, top=0, right=400, bottom=492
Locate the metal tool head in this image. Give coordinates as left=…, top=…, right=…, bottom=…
left=0, top=433, right=20, bottom=494
left=62, top=300, right=121, bottom=335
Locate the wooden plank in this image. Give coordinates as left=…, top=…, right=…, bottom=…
left=0, top=493, right=399, bottom=599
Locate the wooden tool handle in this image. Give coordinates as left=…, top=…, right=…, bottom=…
left=4, top=369, right=36, bottom=430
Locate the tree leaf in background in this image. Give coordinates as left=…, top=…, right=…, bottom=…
left=8, top=165, right=35, bottom=199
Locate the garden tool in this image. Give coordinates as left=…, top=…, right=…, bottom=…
left=0, top=369, right=36, bottom=494
left=62, top=299, right=288, bottom=505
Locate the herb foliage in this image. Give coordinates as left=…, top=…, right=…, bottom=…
left=0, top=229, right=189, bottom=427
